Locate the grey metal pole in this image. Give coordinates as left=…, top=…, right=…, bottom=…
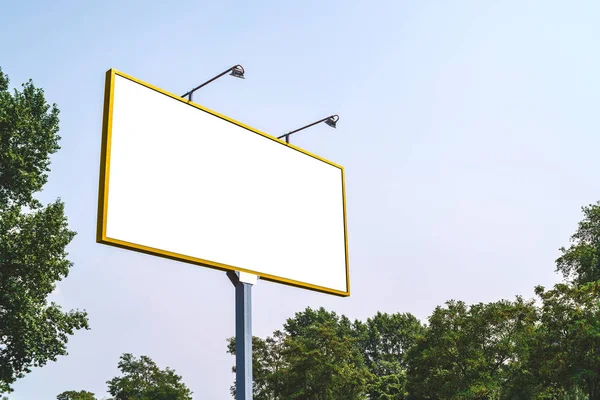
left=227, top=271, right=255, bottom=400
left=236, top=281, right=252, bottom=400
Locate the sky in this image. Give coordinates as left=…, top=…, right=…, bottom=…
left=3, top=0, right=600, bottom=398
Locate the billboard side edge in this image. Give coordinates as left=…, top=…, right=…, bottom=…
left=341, top=166, right=350, bottom=296
left=97, top=69, right=115, bottom=243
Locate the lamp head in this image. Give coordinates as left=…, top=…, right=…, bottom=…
left=325, top=115, right=339, bottom=128
left=230, top=66, right=245, bottom=79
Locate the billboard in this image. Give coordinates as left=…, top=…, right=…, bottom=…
left=97, top=69, right=349, bottom=296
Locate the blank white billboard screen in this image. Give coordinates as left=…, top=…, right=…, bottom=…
left=98, top=70, right=349, bottom=295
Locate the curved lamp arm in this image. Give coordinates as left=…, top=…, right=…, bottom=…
left=181, top=64, right=245, bottom=101
left=278, top=115, right=339, bottom=143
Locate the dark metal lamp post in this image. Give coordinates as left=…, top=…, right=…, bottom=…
left=278, top=115, right=339, bottom=144
left=181, top=64, right=245, bottom=102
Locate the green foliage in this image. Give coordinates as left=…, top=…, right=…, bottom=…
left=56, top=390, right=98, bottom=400
left=227, top=332, right=286, bottom=400
left=284, top=307, right=354, bottom=339
left=229, top=277, right=598, bottom=400
left=0, top=67, right=61, bottom=209
left=0, top=67, right=88, bottom=394
left=556, top=201, right=600, bottom=285
left=228, top=308, right=371, bottom=399
left=355, top=312, right=423, bottom=372
left=278, top=320, right=371, bottom=400
left=533, top=282, right=600, bottom=400
left=354, top=312, right=423, bottom=400
left=366, top=369, right=407, bottom=400
left=280, top=307, right=371, bottom=399
left=406, top=298, right=537, bottom=400
left=106, top=353, right=193, bottom=400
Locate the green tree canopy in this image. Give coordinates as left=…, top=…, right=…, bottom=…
left=406, top=297, right=537, bottom=399
left=533, top=282, right=600, bottom=400
left=278, top=319, right=371, bottom=400
left=106, top=353, right=193, bottom=400
left=228, top=307, right=371, bottom=400
left=56, top=390, right=97, bottom=400
left=353, top=312, right=423, bottom=400
left=227, top=331, right=286, bottom=400
left=556, top=201, right=600, bottom=285
left=0, top=67, right=61, bottom=209
left=0, top=67, right=89, bottom=394
left=283, top=307, right=354, bottom=339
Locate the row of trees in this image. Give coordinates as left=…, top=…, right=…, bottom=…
left=56, top=353, right=193, bottom=400
left=227, top=202, right=600, bottom=399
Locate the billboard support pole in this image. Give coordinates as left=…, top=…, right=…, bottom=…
left=227, top=271, right=257, bottom=400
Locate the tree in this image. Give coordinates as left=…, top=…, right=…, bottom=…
left=279, top=307, right=371, bottom=399
left=227, top=307, right=371, bottom=399
left=556, top=201, right=600, bottom=285
left=278, top=320, right=371, bottom=400
left=284, top=307, right=354, bottom=339
left=0, top=67, right=89, bottom=394
left=353, top=312, right=423, bottom=400
left=0, top=68, right=61, bottom=209
left=533, top=282, right=600, bottom=400
left=227, top=331, right=286, bottom=400
left=406, top=298, right=537, bottom=399
left=56, top=390, right=97, bottom=400
left=106, top=353, right=193, bottom=400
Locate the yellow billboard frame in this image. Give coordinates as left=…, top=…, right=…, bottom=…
left=97, top=69, right=350, bottom=297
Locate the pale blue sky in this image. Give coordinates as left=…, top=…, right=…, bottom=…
left=3, top=1, right=600, bottom=398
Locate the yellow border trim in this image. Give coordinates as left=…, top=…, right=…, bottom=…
left=97, top=68, right=350, bottom=297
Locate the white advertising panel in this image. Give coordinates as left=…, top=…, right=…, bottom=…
left=98, top=70, right=349, bottom=296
